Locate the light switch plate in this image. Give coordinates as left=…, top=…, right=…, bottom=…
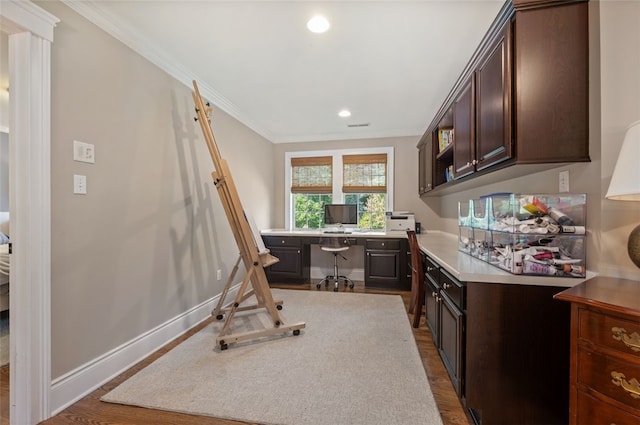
left=559, top=170, right=569, bottom=193
left=74, top=174, right=87, bottom=194
left=73, top=140, right=95, bottom=164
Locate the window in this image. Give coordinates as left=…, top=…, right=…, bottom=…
left=285, top=148, right=393, bottom=230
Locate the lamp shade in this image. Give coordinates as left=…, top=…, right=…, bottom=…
left=606, top=120, right=640, bottom=201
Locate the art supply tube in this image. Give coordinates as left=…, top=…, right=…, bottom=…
left=523, top=260, right=558, bottom=276
left=560, top=225, right=585, bottom=235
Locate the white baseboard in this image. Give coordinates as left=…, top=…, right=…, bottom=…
left=49, top=285, right=239, bottom=415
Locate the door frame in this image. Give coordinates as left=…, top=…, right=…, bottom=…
left=0, top=1, right=58, bottom=423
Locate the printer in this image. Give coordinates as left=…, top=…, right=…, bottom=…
left=385, top=211, right=416, bottom=232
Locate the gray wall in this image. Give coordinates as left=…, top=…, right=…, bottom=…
left=40, top=1, right=275, bottom=378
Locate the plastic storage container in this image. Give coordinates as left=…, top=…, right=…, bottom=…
left=459, top=194, right=586, bottom=277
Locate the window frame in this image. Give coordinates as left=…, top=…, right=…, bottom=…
left=284, top=147, right=394, bottom=230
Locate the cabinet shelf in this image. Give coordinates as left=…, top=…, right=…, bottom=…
left=436, top=143, right=453, bottom=160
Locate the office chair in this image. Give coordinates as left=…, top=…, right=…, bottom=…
left=317, top=237, right=355, bottom=292
left=407, top=230, right=424, bottom=328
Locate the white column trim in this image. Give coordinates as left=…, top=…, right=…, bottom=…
left=2, top=1, right=58, bottom=424
left=8, top=30, right=52, bottom=425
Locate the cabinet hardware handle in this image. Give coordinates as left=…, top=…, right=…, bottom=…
left=611, top=327, right=640, bottom=352
left=611, top=371, right=640, bottom=399
left=472, top=159, right=478, bottom=165
left=426, top=267, right=435, bottom=272
left=466, top=161, right=471, bottom=167
left=443, top=283, right=450, bottom=289
left=432, top=291, right=437, bottom=298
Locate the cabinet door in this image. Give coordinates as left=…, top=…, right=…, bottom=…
left=514, top=2, right=589, bottom=163
left=425, top=274, right=440, bottom=344
left=452, top=78, right=475, bottom=179
left=475, top=21, right=513, bottom=172
left=264, top=246, right=302, bottom=280
left=439, top=292, right=464, bottom=397
left=365, top=249, right=401, bottom=288
left=418, top=137, right=434, bottom=194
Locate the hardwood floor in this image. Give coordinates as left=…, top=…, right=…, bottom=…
left=1, top=284, right=471, bottom=425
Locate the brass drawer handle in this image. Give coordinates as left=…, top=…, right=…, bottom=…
left=611, top=371, right=640, bottom=399
left=611, top=327, right=640, bottom=352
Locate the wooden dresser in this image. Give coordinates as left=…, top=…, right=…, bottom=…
left=555, top=277, right=640, bottom=424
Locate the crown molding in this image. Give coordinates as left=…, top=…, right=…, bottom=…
left=1, top=0, right=59, bottom=41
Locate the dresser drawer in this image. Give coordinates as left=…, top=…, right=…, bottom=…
left=576, top=390, right=640, bottom=425
left=579, top=308, right=640, bottom=357
left=577, top=346, right=640, bottom=408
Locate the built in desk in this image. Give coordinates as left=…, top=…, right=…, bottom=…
left=260, top=229, right=410, bottom=290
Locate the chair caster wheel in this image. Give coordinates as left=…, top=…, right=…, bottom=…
left=333, top=287, right=338, bottom=292
left=293, top=329, right=300, bottom=336
left=220, top=343, right=228, bottom=351
left=276, top=304, right=283, bottom=310
left=216, top=314, right=224, bottom=320
left=316, top=283, right=321, bottom=289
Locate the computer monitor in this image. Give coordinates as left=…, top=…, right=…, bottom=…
left=323, top=204, right=358, bottom=228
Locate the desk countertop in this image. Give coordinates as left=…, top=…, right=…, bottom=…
left=261, top=229, right=594, bottom=288
left=260, top=229, right=402, bottom=238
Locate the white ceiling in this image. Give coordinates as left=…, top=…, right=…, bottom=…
left=67, top=1, right=505, bottom=143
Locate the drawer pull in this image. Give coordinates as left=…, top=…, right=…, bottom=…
left=611, top=371, right=640, bottom=399
left=443, top=282, right=450, bottom=289
left=612, top=327, right=640, bottom=352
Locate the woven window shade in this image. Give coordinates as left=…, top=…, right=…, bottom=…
left=342, top=153, right=387, bottom=193
left=291, top=156, right=333, bottom=193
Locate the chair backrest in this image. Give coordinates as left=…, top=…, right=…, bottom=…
left=320, top=236, right=350, bottom=249
left=407, top=230, right=423, bottom=279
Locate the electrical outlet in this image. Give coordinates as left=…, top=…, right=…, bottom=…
left=559, top=170, right=570, bottom=193
left=216, top=269, right=222, bottom=281
left=73, top=174, right=87, bottom=194
left=73, top=140, right=95, bottom=164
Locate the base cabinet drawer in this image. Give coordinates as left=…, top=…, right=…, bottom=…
left=577, top=390, right=640, bottom=425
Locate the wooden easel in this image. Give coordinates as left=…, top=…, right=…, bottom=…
left=192, top=81, right=305, bottom=350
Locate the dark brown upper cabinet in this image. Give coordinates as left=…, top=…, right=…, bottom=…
left=418, top=0, right=589, bottom=195
left=475, top=22, right=513, bottom=172
left=452, top=78, right=475, bottom=179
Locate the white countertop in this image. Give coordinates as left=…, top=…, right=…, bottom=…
left=261, top=229, right=403, bottom=238
left=260, top=229, right=594, bottom=287
left=417, top=231, right=595, bottom=288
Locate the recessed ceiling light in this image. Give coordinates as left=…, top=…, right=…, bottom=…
left=338, top=109, right=351, bottom=118
left=307, top=15, right=330, bottom=33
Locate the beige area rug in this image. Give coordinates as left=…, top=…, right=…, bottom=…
left=101, top=289, right=444, bottom=425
